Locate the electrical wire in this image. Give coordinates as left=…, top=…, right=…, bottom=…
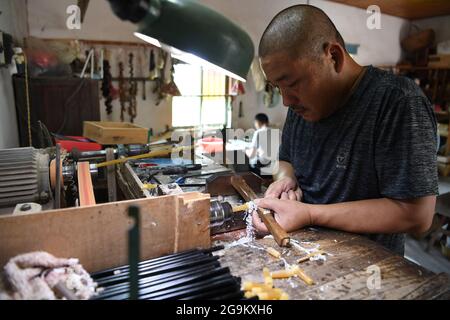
left=23, top=52, right=32, bottom=147
left=56, top=78, right=87, bottom=134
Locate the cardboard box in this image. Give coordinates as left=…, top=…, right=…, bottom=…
left=83, top=121, right=148, bottom=145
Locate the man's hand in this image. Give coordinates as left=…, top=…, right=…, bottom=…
left=252, top=198, right=312, bottom=234
left=265, top=177, right=303, bottom=201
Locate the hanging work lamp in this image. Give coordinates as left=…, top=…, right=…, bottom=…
left=107, top=0, right=255, bottom=82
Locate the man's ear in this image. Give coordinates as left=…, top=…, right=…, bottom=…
left=258, top=57, right=269, bottom=80
left=324, top=42, right=345, bottom=73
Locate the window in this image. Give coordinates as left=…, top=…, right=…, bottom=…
left=172, top=63, right=231, bottom=128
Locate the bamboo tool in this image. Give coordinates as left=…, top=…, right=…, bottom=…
left=95, top=146, right=193, bottom=168
left=230, top=176, right=290, bottom=247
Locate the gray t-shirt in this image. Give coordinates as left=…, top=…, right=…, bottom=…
left=279, top=66, right=438, bottom=255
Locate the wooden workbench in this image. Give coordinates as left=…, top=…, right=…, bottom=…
left=214, top=228, right=450, bottom=300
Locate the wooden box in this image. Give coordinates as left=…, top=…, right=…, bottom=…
left=429, top=54, right=450, bottom=68
left=83, top=121, right=148, bottom=145
left=0, top=193, right=211, bottom=273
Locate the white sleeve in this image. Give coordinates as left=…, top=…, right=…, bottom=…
left=250, top=130, right=259, bottom=149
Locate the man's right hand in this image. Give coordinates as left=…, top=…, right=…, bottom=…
left=265, top=177, right=302, bottom=201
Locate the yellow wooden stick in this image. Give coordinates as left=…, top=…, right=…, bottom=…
left=232, top=203, right=250, bottom=213
left=296, top=268, right=315, bottom=286
left=95, top=146, right=192, bottom=168
left=297, top=250, right=325, bottom=263
left=142, top=184, right=158, bottom=190
left=266, top=247, right=281, bottom=259
left=270, top=269, right=295, bottom=279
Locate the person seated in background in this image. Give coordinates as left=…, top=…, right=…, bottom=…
left=246, top=113, right=273, bottom=177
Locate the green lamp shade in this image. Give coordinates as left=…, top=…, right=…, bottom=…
left=134, top=0, right=255, bottom=82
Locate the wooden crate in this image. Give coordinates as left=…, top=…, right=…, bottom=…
left=429, top=54, right=450, bottom=68
left=0, top=192, right=211, bottom=273
left=83, top=121, right=148, bottom=145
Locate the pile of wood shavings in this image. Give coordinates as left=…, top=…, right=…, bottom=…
left=290, top=239, right=328, bottom=262
left=223, top=201, right=259, bottom=249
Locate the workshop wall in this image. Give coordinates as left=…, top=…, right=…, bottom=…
left=25, top=0, right=411, bottom=132
left=0, top=0, right=28, bottom=149
left=28, top=0, right=172, bottom=136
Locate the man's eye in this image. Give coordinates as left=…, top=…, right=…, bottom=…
left=288, top=80, right=299, bottom=87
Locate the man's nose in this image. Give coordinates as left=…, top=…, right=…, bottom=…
left=281, top=93, right=299, bottom=107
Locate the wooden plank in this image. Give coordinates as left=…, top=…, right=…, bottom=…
left=0, top=192, right=211, bottom=273
left=77, top=161, right=96, bottom=206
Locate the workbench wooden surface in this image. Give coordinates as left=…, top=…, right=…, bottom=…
left=213, top=228, right=450, bottom=300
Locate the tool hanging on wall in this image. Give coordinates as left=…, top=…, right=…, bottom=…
left=128, top=52, right=138, bottom=123
left=238, top=101, right=244, bottom=118
left=153, top=51, right=169, bottom=106
left=101, top=54, right=114, bottom=114
left=149, top=49, right=157, bottom=80
left=138, top=47, right=146, bottom=101
left=160, top=56, right=181, bottom=97
left=118, top=61, right=128, bottom=122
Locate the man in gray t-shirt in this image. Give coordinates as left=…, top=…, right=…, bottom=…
left=252, top=5, right=438, bottom=255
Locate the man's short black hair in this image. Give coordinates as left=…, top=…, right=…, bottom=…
left=259, top=5, right=346, bottom=59
left=255, top=113, right=269, bottom=125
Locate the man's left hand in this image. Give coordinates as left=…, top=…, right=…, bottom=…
left=252, top=198, right=313, bottom=234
